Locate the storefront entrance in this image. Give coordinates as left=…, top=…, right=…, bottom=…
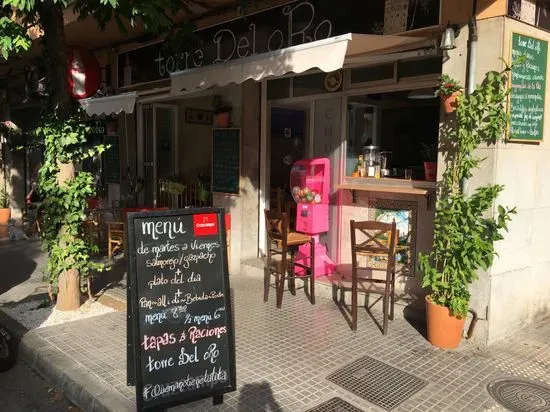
left=266, top=95, right=343, bottom=264
left=268, top=105, right=308, bottom=214
left=139, top=103, right=178, bottom=206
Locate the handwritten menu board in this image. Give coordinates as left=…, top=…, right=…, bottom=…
left=104, top=135, right=121, bottom=183
left=509, top=33, right=548, bottom=142
left=212, top=128, right=240, bottom=194
left=127, top=209, right=236, bottom=411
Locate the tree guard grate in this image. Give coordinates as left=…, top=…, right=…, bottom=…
left=305, top=397, right=365, bottom=412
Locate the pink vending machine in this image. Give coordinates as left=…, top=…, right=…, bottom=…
left=290, top=157, right=336, bottom=277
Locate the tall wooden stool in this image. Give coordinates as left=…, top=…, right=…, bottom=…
left=264, top=209, right=315, bottom=308
left=350, top=220, right=398, bottom=334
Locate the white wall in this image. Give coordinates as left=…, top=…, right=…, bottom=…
left=176, top=96, right=213, bottom=180
left=486, top=18, right=550, bottom=344
left=212, top=81, right=261, bottom=272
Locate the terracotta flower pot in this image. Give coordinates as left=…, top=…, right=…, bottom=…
left=0, top=208, right=10, bottom=239
left=441, top=91, right=460, bottom=114
left=423, top=161, right=437, bottom=182
left=425, top=295, right=465, bottom=349
left=215, top=112, right=230, bottom=128
left=0, top=208, right=10, bottom=225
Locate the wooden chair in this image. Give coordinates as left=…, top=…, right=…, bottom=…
left=107, top=221, right=124, bottom=258
left=269, top=187, right=284, bottom=212
left=84, top=210, right=104, bottom=252
left=350, top=220, right=398, bottom=334
left=185, top=181, right=211, bottom=208
left=264, top=209, right=315, bottom=308
left=107, top=207, right=169, bottom=258
left=284, top=200, right=297, bottom=229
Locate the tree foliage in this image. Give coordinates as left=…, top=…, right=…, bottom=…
left=0, top=0, right=189, bottom=298
left=34, top=112, right=108, bottom=291
left=1, top=0, right=253, bottom=302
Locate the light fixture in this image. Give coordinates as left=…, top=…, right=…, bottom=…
left=440, top=23, right=459, bottom=51
left=408, top=88, right=437, bottom=100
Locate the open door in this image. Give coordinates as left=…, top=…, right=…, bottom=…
left=139, top=103, right=178, bottom=206
left=268, top=105, right=309, bottom=216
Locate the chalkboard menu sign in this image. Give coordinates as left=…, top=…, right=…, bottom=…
left=127, top=208, right=236, bottom=411
left=104, top=135, right=121, bottom=183
left=212, top=128, right=240, bottom=194
left=509, top=32, right=548, bottom=142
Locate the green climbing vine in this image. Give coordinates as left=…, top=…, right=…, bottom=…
left=418, top=64, right=518, bottom=318
left=34, top=110, right=108, bottom=294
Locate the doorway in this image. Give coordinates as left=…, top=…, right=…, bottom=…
left=140, top=103, right=178, bottom=206
left=268, top=105, right=309, bottom=216
left=262, top=96, right=343, bottom=267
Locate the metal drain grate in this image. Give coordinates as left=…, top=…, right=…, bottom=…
left=487, top=378, right=550, bottom=412
left=326, top=355, right=427, bottom=410
left=305, top=397, right=365, bottom=412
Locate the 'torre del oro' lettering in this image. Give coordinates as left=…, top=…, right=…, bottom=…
left=156, top=1, right=333, bottom=70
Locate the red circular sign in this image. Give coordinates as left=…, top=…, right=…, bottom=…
left=67, top=46, right=100, bottom=99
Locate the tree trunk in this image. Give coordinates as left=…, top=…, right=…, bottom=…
left=37, top=1, right=71, bottom=113
left=55, top=269, right=81, bottom=311
left=38, top=1, right=81, bottom=311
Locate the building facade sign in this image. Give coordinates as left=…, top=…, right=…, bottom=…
left=118, top=0, right=440, bottom=87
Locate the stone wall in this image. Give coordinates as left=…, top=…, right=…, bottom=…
left=441, top=16, right=550, bottom=344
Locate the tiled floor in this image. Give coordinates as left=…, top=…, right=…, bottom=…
left=3, top=243, right=549, bottom=411
left=31, top=274, right=550, bottom=412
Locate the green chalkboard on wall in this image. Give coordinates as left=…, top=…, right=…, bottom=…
left=104, top=135, right=121, bottom=183
left=509, top=32, right=548, bottom=142
left=212, top=128, right=240, bottom=194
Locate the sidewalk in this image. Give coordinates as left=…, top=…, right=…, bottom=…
left=1, top=240, right=549, bottom=412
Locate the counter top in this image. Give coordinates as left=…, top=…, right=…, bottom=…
left=336, top=177, right=436, bottom=196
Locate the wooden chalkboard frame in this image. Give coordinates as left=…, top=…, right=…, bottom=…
left=507, top=31, right=548, bottom=143
left=212, top=128, right=241, bottom=195
left=126, top=208, right=236, bottom=411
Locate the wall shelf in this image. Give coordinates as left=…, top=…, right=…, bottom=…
left=336, top=178, right=436, bottom=209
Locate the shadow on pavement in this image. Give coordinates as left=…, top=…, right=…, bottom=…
left=90, top=256, right=126, bottom=298
left=0, top=239, right=40, bottom=296
left=404, top=304, right=427, bottom=339
left=237, top=381, right=282, bottom=412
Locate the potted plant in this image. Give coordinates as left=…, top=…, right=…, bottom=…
left=421, top=143, right=437, bottom=182
left=436, top=74, right=462, bottom=113
left=0, top=186, right=10, bottom=225
left=418, top=68, right=516, bottom=349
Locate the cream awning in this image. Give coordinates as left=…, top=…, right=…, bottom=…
left=170, top=33, right=435, bottom=96
left=79, top=92, right=137, bottom=116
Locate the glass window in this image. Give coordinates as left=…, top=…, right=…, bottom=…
left=350, top=64, right=394, bottom=84
left=346, top=91, right=440, bottom=180
left=346, top=104, right=376, bottom=177
left=398, top=57, right=442, bottom=78
left=267, top=78, right=290, bottom=100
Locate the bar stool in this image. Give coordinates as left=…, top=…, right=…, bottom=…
left=350, top=220, right=398, bottom=334
left=264, top=209, right=315, bottom=308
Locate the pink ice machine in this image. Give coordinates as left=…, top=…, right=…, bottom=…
left=290, top=158, right=336, bottom=277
